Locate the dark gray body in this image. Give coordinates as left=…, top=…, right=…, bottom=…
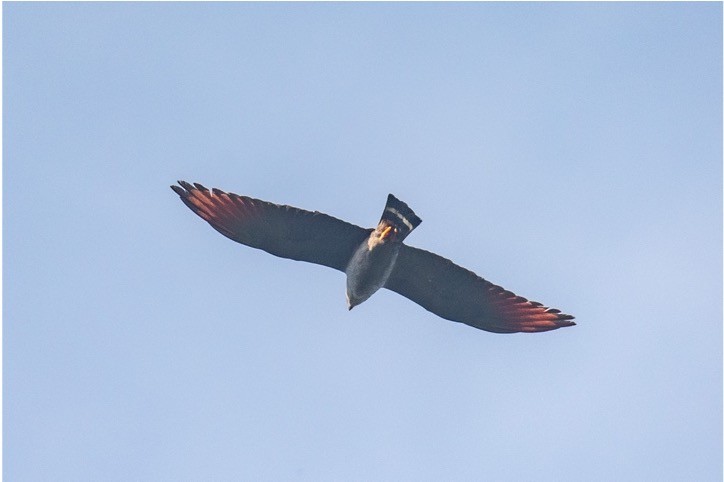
left=345, top=237, right=400, bottom=309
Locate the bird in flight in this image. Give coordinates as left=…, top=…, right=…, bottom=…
left=171, top=181, right=575, bottom=334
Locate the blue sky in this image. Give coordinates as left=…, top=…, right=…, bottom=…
left=4, top=3, right=721, bottom=480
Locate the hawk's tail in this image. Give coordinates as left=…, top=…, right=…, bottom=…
left=380, top=194, right=422, bottom=241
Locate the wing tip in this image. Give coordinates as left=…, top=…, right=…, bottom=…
left=170, top=184, right=186, bottom=196
left=173, top=181, right=229, bottom=198
left=486, top=302, right=577, bottom=334
left=529, top=312, right=577, bottom=332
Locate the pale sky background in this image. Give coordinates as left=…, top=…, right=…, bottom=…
left=4, top=3, right=722, bottom=481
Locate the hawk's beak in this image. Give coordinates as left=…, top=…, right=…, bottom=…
left=380, top=225, right=393, bottom=240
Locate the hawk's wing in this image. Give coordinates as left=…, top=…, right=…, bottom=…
left=171, top=181, right=371, bottom=272
left=384, top=245, right=575, bottom=333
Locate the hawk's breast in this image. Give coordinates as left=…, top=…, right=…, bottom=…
left=345, top=240, right=400, bottom=308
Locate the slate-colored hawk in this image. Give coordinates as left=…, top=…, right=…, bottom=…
left=171, top=181, right=575, bottom=334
